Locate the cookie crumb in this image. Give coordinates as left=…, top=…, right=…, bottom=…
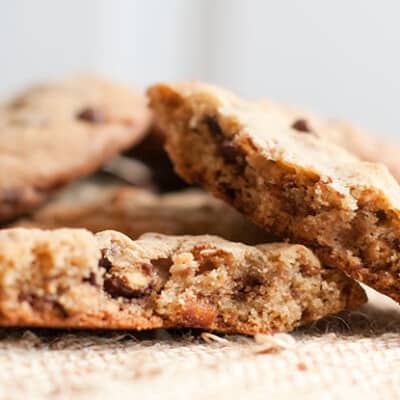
left=297, top=361, right=308, bottom=371
left=20, top=330, right=42, bottom=348
left=200, top=332, right=230, bottom=345
left=252, top=333, right=296, bottom=354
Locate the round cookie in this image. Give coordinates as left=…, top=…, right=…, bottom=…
left=0, top=75, right=151, bottom=221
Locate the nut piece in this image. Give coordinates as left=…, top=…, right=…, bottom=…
left=169, top=252, right=199, bottom=276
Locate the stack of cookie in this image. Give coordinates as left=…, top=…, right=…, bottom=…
left=2, top=75, right=399, bottom=336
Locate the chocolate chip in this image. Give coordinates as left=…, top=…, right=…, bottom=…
left=203, top=116, right=246, bottom=172
left=21, top=293, right=68, bottom=318
left=242, top=275, right=262, bottom=289
left=219, top=141, right=246, bottom=173
left=1, top=189, right=22, bottom=205
left=83, top=272, right=98, bottom=286
left=76, top=107, right=105, bottom=123
left=103, top=276, right=144, bottom=299
left=375, top=210, right=387, bottom=223
left=219, top=140, right=239, bottom=163
left=196, top=260, right=216, bottom=275
left=291, top=119, right=311, bottom=133
left=218, top=183, right=237, bottom=202
left=393, top=239, right=400, bottom=250
left=204, top=116, right=223, bottom=138
left=99, top=249, right=112, bottom=271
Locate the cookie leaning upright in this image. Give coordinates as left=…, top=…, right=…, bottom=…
left=148, top=82, right=400, bottom=303
left=0, top=75, right=151, bottom=221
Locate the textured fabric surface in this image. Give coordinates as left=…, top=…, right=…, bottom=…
left=0, top=288, right=399, bottom=400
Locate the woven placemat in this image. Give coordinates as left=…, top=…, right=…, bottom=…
left=1, top=288, right=399, bottom=400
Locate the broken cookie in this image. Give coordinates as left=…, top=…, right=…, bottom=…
left=148, top=82, right=400, bottom=303
left=0, top=228, right=365, bottom=334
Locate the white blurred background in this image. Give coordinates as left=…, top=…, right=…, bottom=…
left=1, top=0, right=399, bottom=137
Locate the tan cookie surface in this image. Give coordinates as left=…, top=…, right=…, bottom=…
left=0, top=75, right=151, bottom=221
left=261, top=99, right=400, bottom=181
left=148, top=81, right=400, bottom=303
left=0, top=228, right=366, bottom=334
left=14, top=181, right=270, bottom=245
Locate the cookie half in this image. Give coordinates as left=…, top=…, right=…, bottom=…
left=0, top=228, right=366, bottom=334
left=0, top=75, right=151, bottom=221
left=148, top=82, right=400, bottom=303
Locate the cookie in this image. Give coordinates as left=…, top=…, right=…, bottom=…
left=148, top=82, right=400, bottom=303
left=0, top=75, right=152, bottom=222
left=262, top=100, right=400, bottom=181
left=0, top=228, right=366, bottom=334
left=14, top=181, right=270, bottom=245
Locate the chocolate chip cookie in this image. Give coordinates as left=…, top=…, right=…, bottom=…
left=14, top=181, right=270, bottom=244
left=0, top=228, right=366, bottom=334
left=148, top=81, right=400, bottom=303
left=0, top=75, right=151, bottom=222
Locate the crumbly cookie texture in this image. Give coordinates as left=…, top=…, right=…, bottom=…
left=261, top=100, right=400, bottom=181
left=13, top=181, right=270, bottom=245
left=148, top=82, right=400, bottom=303
left=0, top=228, right=366, bottom=334
left=0, top=75, right=152, bottom=222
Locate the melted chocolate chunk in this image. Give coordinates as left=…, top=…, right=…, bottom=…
left=204, top=115, right=224, bottom=138
left=77, top=107, right=105, bottom=124
left=21, top=293, right=68, bottom=318
left=375, top=210, right=387, bottom=223
left=83, top=272, right=98, bottom=286
left=99, top=249, right=112, bottom=271
left=218, top=183, right=237, bottom=202
left=203, top=116, right=246, bottom=172
left=219, top=140, right=240, bottom=164
left=220, top=141, right=246, bottom=173
left=104, top=276, right=145, bottom=299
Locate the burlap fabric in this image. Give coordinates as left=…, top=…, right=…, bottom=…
left=0, top=288, right=399, bottom=400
